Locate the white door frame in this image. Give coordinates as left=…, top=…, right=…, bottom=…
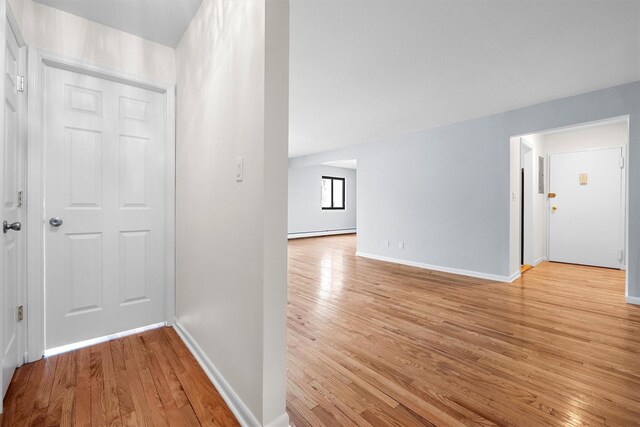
left=26, top=49, right=176, bottom=363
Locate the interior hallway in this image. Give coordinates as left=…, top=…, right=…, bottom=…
left=286, top=235, right=640, bottom=426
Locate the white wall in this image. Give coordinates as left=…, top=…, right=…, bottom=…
left=289, top=82, right=640, bottom=300
left=530, top=135, right=547, bottom=266
left=519, top=133, right=547, bottom=267
left=288, top=165, right=357, bottom=236
left=544, top=121, right=628, bottom=154
left=8, top=0, right=22, bottom=28
left=175, top=0, right=288, bottom=426
left=10, top=0, right=175, bottom=83
left=520, top=140, right=534, bottom=265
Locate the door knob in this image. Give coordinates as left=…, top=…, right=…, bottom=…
left=49, top=217, right=63, bottom=227
left=3, top=221, right=21, bottom=233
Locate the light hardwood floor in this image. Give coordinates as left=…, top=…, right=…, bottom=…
left=3, top=235, right=639, bottom=426
left=1, top=327, right=238, bottom=426
left=286, top=234, right=640, bottom=426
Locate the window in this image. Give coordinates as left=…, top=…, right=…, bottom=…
left=321, top=176, right=345, bottom=209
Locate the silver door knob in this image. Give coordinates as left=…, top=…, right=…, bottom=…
left=49, top=217, right=63, bottom=227
left=3, top=221, right=21, bottom=233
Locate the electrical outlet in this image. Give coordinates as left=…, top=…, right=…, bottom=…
left=384, top=240, right=390, bottom=248
left=399, top=241, right=404, bottom=250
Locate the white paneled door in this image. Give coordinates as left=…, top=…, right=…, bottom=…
left=548, top=148, right=624, bottom=269
left=2, top=19, right=24, bottom=398
left=44, top=66, right=166, bottom=350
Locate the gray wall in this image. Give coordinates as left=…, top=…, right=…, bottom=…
left=289, top=82, right=640, bottom=299
left=288, top=165, right=357, bottom=235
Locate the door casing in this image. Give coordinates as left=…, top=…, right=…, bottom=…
left=26, top=49, right=176, bottom=363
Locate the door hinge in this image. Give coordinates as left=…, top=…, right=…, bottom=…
left=17, top=190, right=23, bottom=208
left=17, top=75, right=24, bottom=92
left=618, top=249, right=624, bottom=261
left=620, top=157, right=625, bottom=169
left=17, top=305, right=23, bottom=322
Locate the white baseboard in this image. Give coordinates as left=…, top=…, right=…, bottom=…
left=265, top=413, right=291, bottom=427
left=507, top=271, right=521, bottom=282
left=356, top=252, right=518, bottom=283
left=532, top=256, right=547, bottom=267
left=626, top=296, right=640, bottom=306
left=173, top=320, right=289, bottom=427
left=288, top=228, right=356, bottom=239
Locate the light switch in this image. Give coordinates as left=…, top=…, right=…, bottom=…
left=235, top=157, right=243, bottom=182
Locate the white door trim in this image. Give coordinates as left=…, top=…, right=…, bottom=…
left=26, top=49, right=176, bottom=362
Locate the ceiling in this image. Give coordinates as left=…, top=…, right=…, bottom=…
left=289, top=0, right=640, bottom=157
left=34, top=0, right=202, bottom=47
left=34, top=1, right=640, bottom=156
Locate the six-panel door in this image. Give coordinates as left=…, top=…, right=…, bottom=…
left=44, top=66, right=165, bottom=350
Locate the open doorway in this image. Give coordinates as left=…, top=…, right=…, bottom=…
left=519, top=139, right=537, bottom=273
left=287, top=159, right=357, bottom=239
left=511, top=117, right=629, bottom=280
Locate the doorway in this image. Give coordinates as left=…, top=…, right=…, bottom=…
left=1, top=13, right=26, bottom=401
left=520, top=139, right=535, bottom=272
left=287, top=159, right=357, bottom=239
left=511, top=117, right=629, bottom=280
left=43, top=65, right=167, bottom=351
left=26, top=50, right=176, bottom=363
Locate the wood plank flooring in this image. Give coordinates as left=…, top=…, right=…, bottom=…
left=1, top=327, right=238, bottom=426
left=286, top=235, right=640, bottom=426
left=4, top=234, right=639, bottom=426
